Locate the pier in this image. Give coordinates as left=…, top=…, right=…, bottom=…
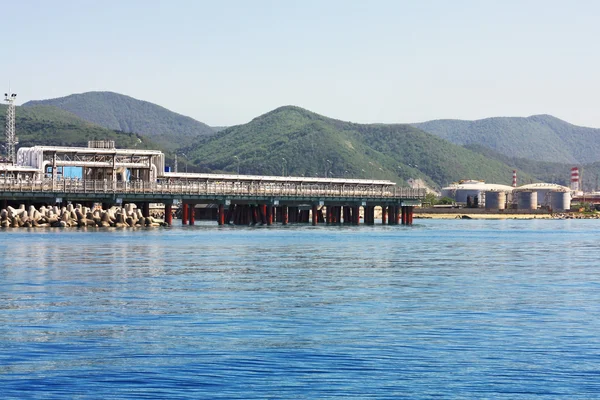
left=0, top=142, right=425, bottom=226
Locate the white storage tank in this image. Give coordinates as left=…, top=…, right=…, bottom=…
left=515, top=183, right=570, bottom=208
left=517, top=191, right=538, bottom=210
left=485, top=191, right=507, bottom=210
left=441, top=180, right=514, bottom=207
left=550, top=191, right=571, bottom=212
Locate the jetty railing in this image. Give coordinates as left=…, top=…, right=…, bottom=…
left=0, top=178, right=426, bottom=199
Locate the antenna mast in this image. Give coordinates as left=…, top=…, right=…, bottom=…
left=4, top=89, right=17, bottom=163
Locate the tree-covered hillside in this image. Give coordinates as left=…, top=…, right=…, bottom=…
left=183, top=106, right=534, bottom=188
left=0, top=104, right=159, bottom=150
left=412, top=115, right=600, bottom=164
left=23, top=91, right=214, bottom=151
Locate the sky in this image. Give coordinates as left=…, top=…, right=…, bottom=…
left=2, top=0, right=600, bottom=127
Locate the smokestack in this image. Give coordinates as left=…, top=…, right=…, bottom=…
left=512, top=170, right=517, bottom=187
left=571, top=167, right=580, bottom=192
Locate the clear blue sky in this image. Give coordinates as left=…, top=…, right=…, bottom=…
left=3, top=0, right=600, bottom=127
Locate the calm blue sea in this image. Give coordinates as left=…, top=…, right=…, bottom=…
left=1, top=219, right=599, bottom=399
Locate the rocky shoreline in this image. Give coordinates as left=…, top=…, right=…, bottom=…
left=1, top=204, right=167, bottom=228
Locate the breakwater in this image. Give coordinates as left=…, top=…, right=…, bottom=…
left=0, top=203, right=166, bottom=228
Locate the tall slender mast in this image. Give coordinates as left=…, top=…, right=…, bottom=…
left=4, top=90, right=17, bottom=163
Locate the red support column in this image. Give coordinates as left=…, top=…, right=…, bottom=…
left=312, top=204, right=318, bottom=226
left=188, top=204, right=195, bottom=225
left=260, top=204, right=267, bottom=225
left=165, top=204, right=173, bottom=226
left=354, top=205, right=360, bottom=225
left=401, top=206, right=407, bottom=225
left=218, top=204, right=225, bottom=225
left=266, top=205, right=273, bottom=225
left=182, top=203, right=188, bottom=225
left=395, top=206, right=400, bottom=225
left=408, top=206, right=414, bottom=225
left=282, top=205, right=288, bottom=225
left=381, top=206, right=387, bottom=225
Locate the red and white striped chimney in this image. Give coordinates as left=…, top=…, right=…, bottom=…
left=512, top=170, right=517, bottom=187
left=571, top=167, right=580, bottom=191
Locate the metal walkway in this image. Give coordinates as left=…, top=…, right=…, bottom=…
left=0, top=178, right=425, bottom=204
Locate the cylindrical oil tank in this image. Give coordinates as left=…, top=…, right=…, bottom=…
left=485, top=191, right=506, bottom=210
left=550, top=191, right=570, bottom=212
left=517, top=191, right=538, bottom=210
left=450, top=189, right=483, bottom=203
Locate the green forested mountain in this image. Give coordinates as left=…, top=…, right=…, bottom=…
left=182, top=106, right=534, bottom=188
left=7, top=98, right=590, bottom=190
left=412, top=115, right=600, bottom=164
left=0, top=104, right=159, bottom=150
left=23, top=91, right=214, bottom=151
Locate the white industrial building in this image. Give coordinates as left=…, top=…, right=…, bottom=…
left=441, top=180, right=514, bottom=207
left=513, top=183, right=571, bottom=211
left=441, top=180, right=571, bottom=211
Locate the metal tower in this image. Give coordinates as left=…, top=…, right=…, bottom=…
left=4, top=90, right=17, bottom=163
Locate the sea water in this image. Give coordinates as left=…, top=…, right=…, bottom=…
left=1, top=219, right=599, bottom=399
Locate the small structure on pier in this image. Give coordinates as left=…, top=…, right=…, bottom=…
left=15, top=140, right=165, bottom=182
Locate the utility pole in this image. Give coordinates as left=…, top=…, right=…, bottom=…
left=4, top=89, right=17, bottom=163
left=174, top=155, right=178, bottom=173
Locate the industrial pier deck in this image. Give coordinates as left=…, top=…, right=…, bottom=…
left=1, top=143, right=424, bottom=226
left=0, top=178, right=424, bottom=226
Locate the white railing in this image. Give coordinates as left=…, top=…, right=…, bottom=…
left=0, top=178, right=426, bottom=199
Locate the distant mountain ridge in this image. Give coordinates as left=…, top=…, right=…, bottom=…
left=412, top=115, right=600, bottom=164
left=10, top=91, right=597, bottom=189
left=23, top=91, right=215, bottom=150
left=182, top=105, right=535, bottom=188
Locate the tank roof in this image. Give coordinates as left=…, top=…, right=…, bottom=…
left=442, top=182, right=514, bottom=192
left=515, top=183, right=570, bottom=192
